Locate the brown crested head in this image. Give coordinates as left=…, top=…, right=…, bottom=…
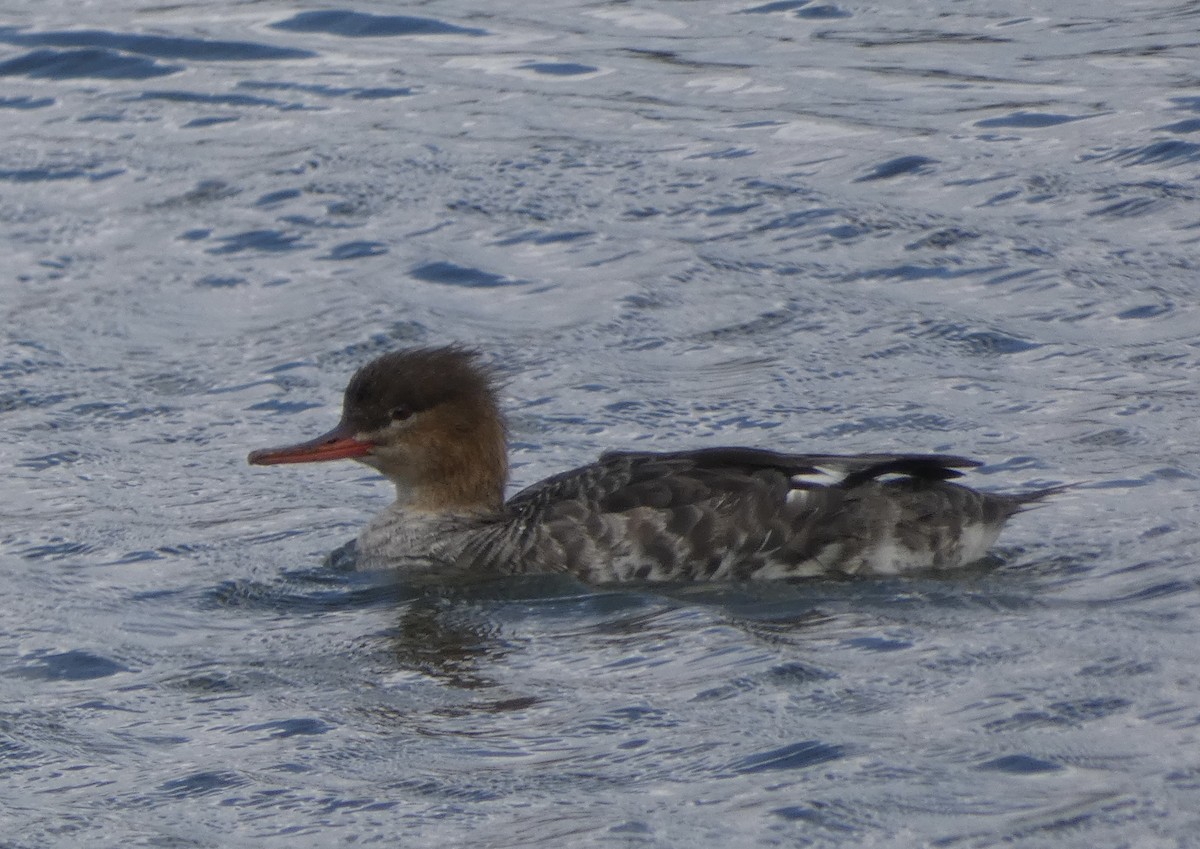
left=249, top=346, right=509, bottom=513
left=344, top=346, right=508, bottom=512
left=341, top=346, right=497, bottom=434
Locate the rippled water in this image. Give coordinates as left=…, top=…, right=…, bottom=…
left=3, top=0, right=1200, bottom=845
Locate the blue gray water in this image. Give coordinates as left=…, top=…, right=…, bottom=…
left=3, top=0, right=1200, bottom=845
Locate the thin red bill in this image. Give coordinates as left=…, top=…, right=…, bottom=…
left=247, top=422, right=372, bottom=465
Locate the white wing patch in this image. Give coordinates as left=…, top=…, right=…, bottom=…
left=789, top=466, right=842, bottom=487
left=786, top=466, right=842, bottom=507
left=785, top=487, right=810, bottom=507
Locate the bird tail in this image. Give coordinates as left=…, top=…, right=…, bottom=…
left=1013, top=483, right=1073, bottom=511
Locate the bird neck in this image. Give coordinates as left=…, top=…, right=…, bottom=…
left=391, top=401, right=508, bottom=515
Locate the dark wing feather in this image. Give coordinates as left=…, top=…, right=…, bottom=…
left=599, top=447, right=979, bottom=478
left=507, top=448, right=982, bottom=511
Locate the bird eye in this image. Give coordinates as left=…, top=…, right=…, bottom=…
left=390, top=405, right=414, bottom=422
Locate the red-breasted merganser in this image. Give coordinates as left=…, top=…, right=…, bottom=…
left=248, top=346, right=1054, bottom=583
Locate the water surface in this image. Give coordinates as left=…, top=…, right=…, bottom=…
left=3, top=0, right=1200, bottom=846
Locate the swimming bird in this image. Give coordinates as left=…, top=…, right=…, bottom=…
left=248, top=346, right=1053, bottom=583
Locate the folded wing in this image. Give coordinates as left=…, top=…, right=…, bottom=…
left=493, top=449, right=1022, bottom=582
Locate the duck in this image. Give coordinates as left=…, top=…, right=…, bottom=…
left=247, top=346, right=1055, bottom=583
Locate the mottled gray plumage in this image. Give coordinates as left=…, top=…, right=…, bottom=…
left=250, top=347, right=1057, bottom=584
left=357, top=447, right=1046, bottom=582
